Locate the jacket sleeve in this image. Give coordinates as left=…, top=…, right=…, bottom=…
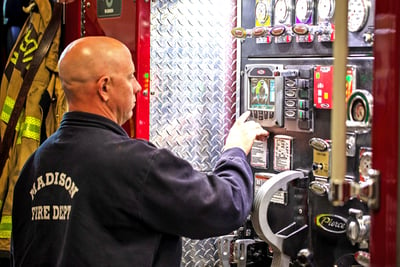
left=139, top=147, right=253, bottom=239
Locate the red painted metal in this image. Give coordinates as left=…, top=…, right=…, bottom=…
left=63, top=1, right=82, bottom=53
left=134, top=0, right=151, bottom=140
left=370, top=2, right=400, bottom=266
left=83, top=0, right=137, bottom=54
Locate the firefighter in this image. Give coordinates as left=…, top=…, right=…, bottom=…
left=11, top=36, right=269, bottom=266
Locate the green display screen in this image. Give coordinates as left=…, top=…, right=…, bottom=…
left=249, top=77, right=275, bottom=111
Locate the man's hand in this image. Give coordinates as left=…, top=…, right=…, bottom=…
left=224, top=111, right=269, bottom=155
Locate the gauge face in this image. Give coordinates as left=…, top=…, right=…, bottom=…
left=296, top=0, right=312, bottom=23
left=317, top=0, right=335, bottom=21
left=348, top=0, right=369, bottom=32
left=256, top=1, right=270, bottom=25
left=359, top=151, right=372, bottom=180
left=351, top=99, right=366, bottom=122
left=274, top=0, right=289, bottom=24
left=347, top=90, right=373, bottom=125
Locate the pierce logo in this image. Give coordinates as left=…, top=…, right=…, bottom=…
left=315, top=214, right=347, bottom=234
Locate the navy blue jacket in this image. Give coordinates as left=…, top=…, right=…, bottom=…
left=11, top=111, right=253, bottom=267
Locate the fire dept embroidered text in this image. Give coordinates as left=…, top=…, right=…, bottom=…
left=31, top=205, right=71, bottom=220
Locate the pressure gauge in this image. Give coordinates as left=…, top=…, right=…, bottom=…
left=351, top=100, right=366, bottom=122
left=295, top=0, right=313, bottom=23
left=256, top=0, right=271, bottom=25
left=347, top=90, right=373, bottom=126
left=317, top=0, right=335, bottom=21
left=348, top=0, right=369, bottom=32
left=359, top=149, right=372, bottom=181
left=274, top=0, right=289, bottom=24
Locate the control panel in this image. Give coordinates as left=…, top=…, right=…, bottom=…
left=244, top=64, right=284, bottom=128
left=244, top=64, right=314, bottom=132
left=219, top=0, right=376, bottom=266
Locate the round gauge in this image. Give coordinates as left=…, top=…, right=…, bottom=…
left=347, top=90, right=373, bottom=125
left=256, top=1, right=270, bottom=25
left=351, top=99, right=366, bottom=122
left=296, top=0, right=312, bottom=23
left=359, top=151, right=372, bottom=180
left=317, top=0, right=335, bottom=21
left=348, top=0, right=369, bottom=32
left=274, top=0, right=289, bottom=24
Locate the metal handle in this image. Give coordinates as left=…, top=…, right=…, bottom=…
left=251, top=170, right=306, bottom=267
left=216, top=235, right=235, bottom=267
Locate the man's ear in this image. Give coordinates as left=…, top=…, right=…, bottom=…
left=97, top=76, right=110, bottom=102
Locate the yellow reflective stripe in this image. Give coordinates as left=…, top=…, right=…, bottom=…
left=21, top=116, right=41, bottom=141
left=0, top=96, right=23, bottom=131
left=0, top=215, right=12, bottom=239
left=0, top=97, right=41, bottom=142
left=0, top=96, right=15, bottom=124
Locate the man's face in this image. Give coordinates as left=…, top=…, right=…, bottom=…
left=108, top=58, right=142, bottom=125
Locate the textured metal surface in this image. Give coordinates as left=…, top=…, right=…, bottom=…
left=150, top=0, right=237, bottom=266
left=150, top=0, right=237, bottom=171
left=181, top=238, right=220, bottom=267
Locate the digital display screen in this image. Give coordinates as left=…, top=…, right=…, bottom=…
left=248, top=77, right=275, bottom=111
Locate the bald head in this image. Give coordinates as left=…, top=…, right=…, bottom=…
left=58, top=36, right=130, bottom=90
left=58, top=36, right=141, bottom=125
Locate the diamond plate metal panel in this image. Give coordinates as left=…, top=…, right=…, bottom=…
left=150, top=0, right=237, bottom=171
left=181, top=237, right=221, bottom=267
left=150, top=0, right=238, bottom=266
